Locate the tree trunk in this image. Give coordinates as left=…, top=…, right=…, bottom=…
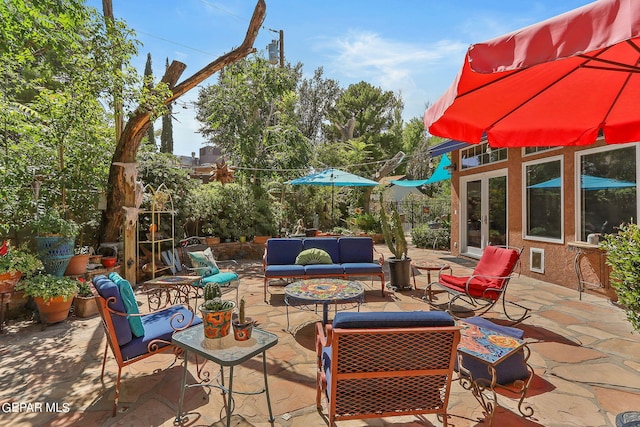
left=98, top=0, right=266, bottom=282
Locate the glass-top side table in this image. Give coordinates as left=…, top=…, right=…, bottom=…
left=172, top=324, right=278, bottom=427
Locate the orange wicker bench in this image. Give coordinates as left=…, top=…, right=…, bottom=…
left=315, top=311, right=461, bottom=426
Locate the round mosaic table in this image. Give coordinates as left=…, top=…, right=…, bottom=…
left=284, top=278, right=365, bottom=327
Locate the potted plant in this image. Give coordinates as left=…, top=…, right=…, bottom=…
left=232, top=297, right=253, bottom=341
left=199, top=282, right=236, bottom=339
left=73, top=278, right=98, bottom=318
left=379, top=194, right=411, bottom=290
left=64, top=246, right=91, bottom=276
left=600, top=222, right=640, bottom=333
left=30, top=208, right=80, bottom=276
left=16, top=273, right=78, bottom=324
left=0, top=242, right=43, bottom=293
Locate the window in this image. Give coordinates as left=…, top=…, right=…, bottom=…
left=524, top=157, right=563, bottom=241
left=577, top=145, right=637, bottom=241
left=460, top=142, right=507, bottom=169
left=523, top=146, right=557, bottom=156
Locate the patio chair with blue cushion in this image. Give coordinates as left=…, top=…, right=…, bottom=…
left=316, top=311, right=461, bottom=426
left=424, top=245, right=530, bottom=323
left=92, top=273, right=201, bottom=416
left=180, top=244, right=240, bottom=305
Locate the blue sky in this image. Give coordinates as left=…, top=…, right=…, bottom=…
left=86, top=0, right=592, bottom=157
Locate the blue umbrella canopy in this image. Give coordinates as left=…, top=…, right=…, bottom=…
left=290, top=168, right=379, bottom=186
left=390, top=154, right=452, bottom=187
left=528, top=175, right=636, bottom=190
left=290, top=168, right=378, bottom=227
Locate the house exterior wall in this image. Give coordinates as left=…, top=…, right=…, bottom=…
left=447, top=140, right=619, bottom=300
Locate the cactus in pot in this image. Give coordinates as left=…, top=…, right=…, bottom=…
left=232, top=296, right=253, bottom=341
left=199, top=282, right=235, bottom=339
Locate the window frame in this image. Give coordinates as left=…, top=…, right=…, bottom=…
left=522, top=155, right=565, bottom=244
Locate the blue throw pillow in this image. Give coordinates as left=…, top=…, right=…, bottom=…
left=109, top=272, right=145, bottom=337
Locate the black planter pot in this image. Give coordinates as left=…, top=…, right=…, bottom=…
left=388, top=257, right=412, bottom=290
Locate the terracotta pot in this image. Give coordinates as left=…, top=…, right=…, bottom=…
left=73, top=295, right=98, bottom=318
left=206, top=237, right=221, bottom=245
left=0, top=271, right=21, bottom=294
left=232, top=317, right=253, bottom=341
left=200, top=304, right=235, bottom=339
left=64, top=254, right=90, bottom=276
left=34, top=295, right=74, bottom=324
left=252, top=236, right=271, bottom=244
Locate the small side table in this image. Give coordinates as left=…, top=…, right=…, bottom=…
left=173, top=324, right=278, bottom=427
left=567, top=241, right=607, bottom=300
left=457, top=321, right=534, bottom=425
left=411, top=261, right=451, bottom=299
left=142, top=275, right=201, bottom=309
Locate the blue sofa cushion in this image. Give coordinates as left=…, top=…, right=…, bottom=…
left=93, top=275, right=133, bottom=346
left=339, top=237, right=374, bottom=263
left=265, top=264, right=305, bottom=277
left=303, top=264, right=344, bottom=276
left=120, top=305, right=202, bottom=361
left=109, top=272, right=145, bottom=337
left=199, top=272, right=239, bottom=285
left=458, top=317, right=530, bottom=385
left=332, top=311, right=455, bottom=329
left=342, top=262, right=383, bottom=275
left=302, top=238, right=340, bottom=263
left=266, top=239, right=304, bottom=265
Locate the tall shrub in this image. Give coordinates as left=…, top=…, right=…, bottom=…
left=600, top=222, right=640, bottom=333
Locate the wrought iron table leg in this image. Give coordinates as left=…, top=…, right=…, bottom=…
left=175, top=350, right=189, bottom=423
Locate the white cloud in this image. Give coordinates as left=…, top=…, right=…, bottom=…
left=314, top=30, right=468, bottom=120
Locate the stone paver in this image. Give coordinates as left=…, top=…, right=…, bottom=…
left=1, top=243, right=639, bottom=427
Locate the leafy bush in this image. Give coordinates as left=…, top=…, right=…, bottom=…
left=16, top=274, right=78, bottom=302
left=600, top=222, right=640, bottom=333
left=411, top=224, right=451, bottom=250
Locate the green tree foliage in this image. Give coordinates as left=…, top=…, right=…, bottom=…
left=195, top=56, right=310, bottom=182
left=324, top=81, right=404, bottom=170
left=295, top=67, right=341, bottom=144
left=143, top=52, right=156, bottom=150
left=136, top=151, right=197, bottom=235
left=160, top=57, right=174, bottom=154
left=0, top=0, right=139, bottom=243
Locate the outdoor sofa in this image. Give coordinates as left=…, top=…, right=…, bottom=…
left=262, top=236, right=385, bottom=301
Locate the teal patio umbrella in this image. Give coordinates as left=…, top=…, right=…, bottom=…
left=390, top=154, right=452, bottom=187
left=290, top=168, right=379, bottom=226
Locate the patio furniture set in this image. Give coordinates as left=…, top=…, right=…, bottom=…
left=89, top=237, right=533, bottom=426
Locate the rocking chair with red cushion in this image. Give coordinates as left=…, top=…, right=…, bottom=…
left=424, top=245, right=530, bottom=323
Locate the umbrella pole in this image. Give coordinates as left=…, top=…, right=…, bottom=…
left=331, top=184, right=335, bottom=229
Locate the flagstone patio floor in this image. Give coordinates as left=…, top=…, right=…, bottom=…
left=1, top=243, right=640, bottom=427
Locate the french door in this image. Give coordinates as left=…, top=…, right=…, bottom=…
left=461, top=170, right=508, bottom=257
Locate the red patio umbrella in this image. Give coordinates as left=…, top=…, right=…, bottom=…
left=424, top=0, right=640, bottom=147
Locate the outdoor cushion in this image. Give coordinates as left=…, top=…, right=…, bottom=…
left=109, top=272, right=145, bottom=337
left=93, top=275, right=132, bottom=346
left=303, top=263, right=344, bottom=276
left=439, top=274, right=503, bottom=299
left=265, top=239, right=304, bottom=265
left=200, top=271, right=239, bottom=286
left=187, top=247, right=220, bottom=276
left=341, top=262, right=383, bottom=275
left=332, top=311, right=455, bottom=329
left=295, top=248, right=333, bottom=265
left=302, top=238, right=340, bottom=262
left=473, top=246, right=519, bottom=279
left=458, top=317, right=530, bottom=385
left=338, top=237, right=374, bottom=263
left=119, top=305, right=202, bottom=361
left=265, top=264, right=305, bottom=277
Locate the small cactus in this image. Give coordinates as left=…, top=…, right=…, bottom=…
left=238, top=297, right=246, bottom=324
left=200, top=283, right=234, bottom=311
left=203, top=282, right=221, bottom=301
